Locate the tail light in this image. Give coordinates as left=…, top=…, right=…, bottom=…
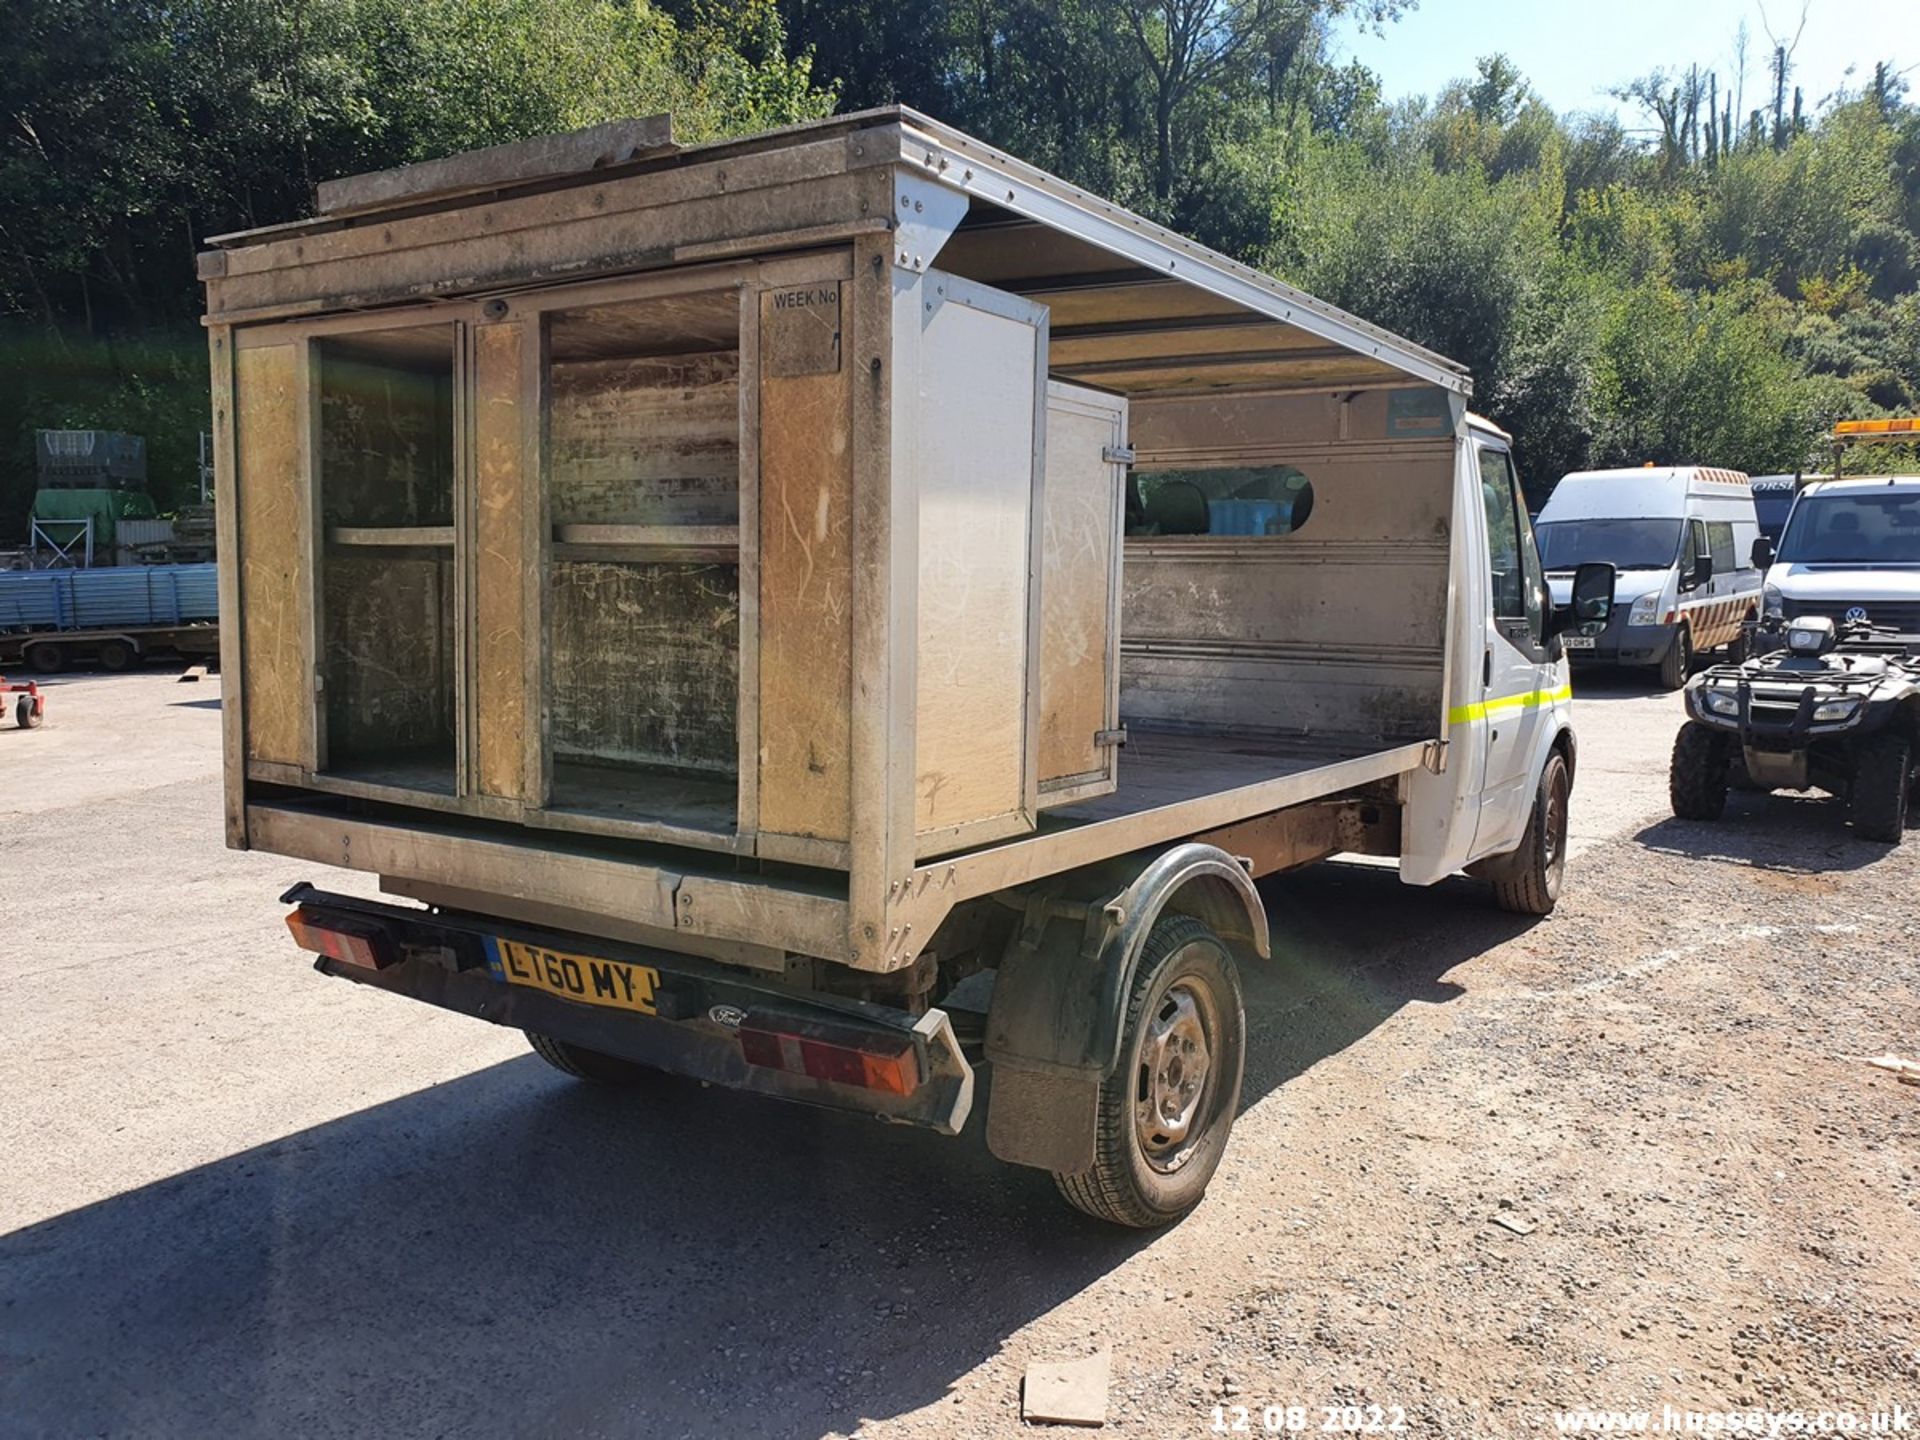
left=286, top=908, right=391, bottom=970
left=738, top=1018, right=922, bottom=1096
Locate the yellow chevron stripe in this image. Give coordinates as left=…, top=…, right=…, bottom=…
left=1448, top=683, right=1573, bottom=726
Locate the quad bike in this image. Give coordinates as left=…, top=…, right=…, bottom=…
left=1670, top=615, right=1920, bottom=844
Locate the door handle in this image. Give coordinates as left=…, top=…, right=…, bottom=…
left=1483, top=649, right=1492, bottom=687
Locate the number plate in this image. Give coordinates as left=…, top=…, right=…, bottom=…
left=1564, top=634, right=1596, bottom=650
left=487, top=938, right=660, bottom=1016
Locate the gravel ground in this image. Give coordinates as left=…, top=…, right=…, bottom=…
left=2, top=669, right=1915, bottom=1438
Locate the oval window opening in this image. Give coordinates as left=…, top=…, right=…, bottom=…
left=1127, top=466, right=1314, bottom=537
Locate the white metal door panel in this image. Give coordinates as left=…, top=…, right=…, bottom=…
left=1037, top=381, right=1126, bottom=805
left=911, top=272, right=1048, bottom=851
left=1472, top=443, right=1553, bottom=858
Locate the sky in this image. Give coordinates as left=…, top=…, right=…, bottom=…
left=1335, top=0, right=1912, bottom=125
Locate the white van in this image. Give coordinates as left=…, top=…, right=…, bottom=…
left=1538, top=466, right=1763, bottom=688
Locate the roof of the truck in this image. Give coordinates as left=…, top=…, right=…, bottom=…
left=201, top=107, right=1472, bottom=398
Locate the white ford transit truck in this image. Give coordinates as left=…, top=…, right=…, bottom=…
left=202, top=108, right=1615, bottom=1228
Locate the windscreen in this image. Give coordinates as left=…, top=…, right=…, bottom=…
left=1776, top=491, right=1920, bottom=564
left=1537, top=518, right=1683, bottom=571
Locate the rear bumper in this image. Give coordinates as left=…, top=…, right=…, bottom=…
left=283, top=884, right=975, bottom=1135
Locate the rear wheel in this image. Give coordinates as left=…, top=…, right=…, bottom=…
left=1490, top=750, right=1571, bottom=916
left=1850, top=733, right=1912, bottom=844
left=1669, top=722, right=1730, bottom=821
left=25, top=643, right=64, bottom=675
left=1657, top=625, right=1693, bottom=691
left=524, top=1031, right=661, bottom=1085
left=96, top=639, right=135, bottom=672
left=1053, top=914, right=1246, bottom=1228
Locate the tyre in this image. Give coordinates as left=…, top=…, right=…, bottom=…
left=1657, top=625, right=1692, bottom=691
left=1669, top=722, right=1730, bottom=821
left=96, top=639, right=135, bottom=672
left=25, top=643, right=65, bottom=675
left=1850, top=733, right=1912, bottom=845
left=1053, top=914, right=1246, bottom=1228
left=1490, top=750, right=1571, bottom=916
left=15, top=695, right=40, bottom=729
left=524, top=1030, right=660, bottom=1085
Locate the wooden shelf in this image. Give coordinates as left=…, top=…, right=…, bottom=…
left=328, top=525, right=455, bottom=547
left=554, top=523, right=739, bottom=548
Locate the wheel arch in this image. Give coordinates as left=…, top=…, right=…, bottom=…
left=980, top=842, right=1266, bottom=1173
left=1552, top=723, right=1577, bottom=784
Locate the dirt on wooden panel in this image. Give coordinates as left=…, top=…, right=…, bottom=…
left=316, top=348, right=453, bottom=528
left=472, top=322, right=527, bottom=800
left=1039, top=399, right=1119, bottom=790
left=756, top=306, right=853, bottom=843
left=549, top=559, right=739, bottom=776
left=549, top=353, right=739, bottom=527
left=322, top=553, right=455, bottom=760
left=234, top=342, right=306, bottom=766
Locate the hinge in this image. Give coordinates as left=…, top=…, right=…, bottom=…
left=1422, top=738, right=1449, bottom=774
left=1103, top=444, right=1136, bottom=466
left=1094, top=727, right=1129, bottom=748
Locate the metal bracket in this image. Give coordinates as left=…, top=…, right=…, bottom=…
left=1422, top=738, right=1449, bottom=774
left=890, top=169, right=969, bottom=274
left=1103, top=444, right=1137, bottom=466
left=1094, top=727, right=1129, bottom=749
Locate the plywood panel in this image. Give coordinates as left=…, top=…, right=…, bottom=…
left=1039, top=386, right=1123, bottom=793
left=473, top=322, right=528, bottom=800
left=316, top=343, right=454, bottom=527
left=323, top=553, right=456, bottom=758
left=549, top=354, right=739, bottom=526
left=757, top=285, right=853, bottom=842
left=913, top=283, right=1041, bottom=839
left=550, top=559, right=739, bottom=775
left=234, top=342, right=306, bottom=767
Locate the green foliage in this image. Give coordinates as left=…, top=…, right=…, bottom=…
left=3, top=0, right=1918, bottom=535
left=0, top=0, right=831, bottom=530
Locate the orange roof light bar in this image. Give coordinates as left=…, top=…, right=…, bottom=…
left=1833, top=417, right=1920, bottom=442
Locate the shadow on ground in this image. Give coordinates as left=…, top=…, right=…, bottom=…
left=1633, top=785, right=1901, bottom=874
left=1, top=865, right=1521, bottom=1439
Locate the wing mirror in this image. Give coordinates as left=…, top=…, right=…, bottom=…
left=1552, top=561, right=1616, bottom=638
left=1751, top=535, right=1775, bottom=570
left=1689, top=551, right=1714, bottom=587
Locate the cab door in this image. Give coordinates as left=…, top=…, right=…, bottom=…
left=1472, top=443, right=1554, bottom=857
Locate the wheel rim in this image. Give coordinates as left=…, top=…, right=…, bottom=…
left=1543, top=767, right=1569, bottom=888
left=1134, top=975, right=1220, bottom=1174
